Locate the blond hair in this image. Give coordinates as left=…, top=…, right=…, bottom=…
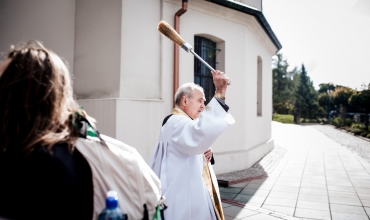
left=0, top=40, right=93, bottom=155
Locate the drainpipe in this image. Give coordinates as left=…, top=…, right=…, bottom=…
left=173, top=0, right=188, bottom=107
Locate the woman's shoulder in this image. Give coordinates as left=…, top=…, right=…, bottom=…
left=25, top=143, right=90, bottom=176
left=19, top=143, right=93, bottom=219
left=28, top=143, right=73, bottom=165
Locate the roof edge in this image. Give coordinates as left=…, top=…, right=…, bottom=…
left=207, top=0, right=282, bottom=53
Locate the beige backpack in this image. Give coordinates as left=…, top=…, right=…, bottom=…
left=75, top=126, right=164, bottom=220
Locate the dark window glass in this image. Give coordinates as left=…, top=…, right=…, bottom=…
left=194, top=36, right=217, bottom=105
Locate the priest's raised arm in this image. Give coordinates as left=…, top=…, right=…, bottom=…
left=168, top=97, right=234, bottom=155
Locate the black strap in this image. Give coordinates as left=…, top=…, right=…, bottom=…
left=162, top=114, right=173, bottom=126
left=142, top=204, right=149, bottom=220
left=216, top=99, right=229, bottom=112
left=76, top=115, right=107, bottom=147
left=210, top=154, right=215, bottom=165
left=160, top=203, right=167, bottom=220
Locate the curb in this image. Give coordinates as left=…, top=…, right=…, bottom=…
left=336, top=128, right=370, bottom=142
left=217, top=175, right=268, bottom=187
left=303, top=123, right=370, bottom=142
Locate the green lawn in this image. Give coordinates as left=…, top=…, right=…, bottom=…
left=272, top=113, right=294, bottom=124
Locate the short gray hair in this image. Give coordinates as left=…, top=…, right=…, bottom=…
left=174, top=82, right=205, bottom=107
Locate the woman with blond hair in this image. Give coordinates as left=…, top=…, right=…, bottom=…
left=0, top=40, right=97, bottom=219
left=0, top=41, right=164, bottom=220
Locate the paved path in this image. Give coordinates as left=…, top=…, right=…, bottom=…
left=220, top=122, right=370, bottom=220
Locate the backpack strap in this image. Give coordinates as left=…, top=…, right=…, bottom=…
left=75, top=114, right=107, bottom=147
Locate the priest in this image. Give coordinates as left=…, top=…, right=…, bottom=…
left=150, top=70, right=235, bottom=220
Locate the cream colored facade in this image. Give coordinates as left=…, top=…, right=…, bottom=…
left=0, top=0, right=280, bottom=174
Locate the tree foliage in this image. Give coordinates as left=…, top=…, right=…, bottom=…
left=318, top=93, right=330, bottom=107
left=294, top=64, right=318, bottom=120
left=318, top=83, right=335, bottom=94
left=330, top=86, right=355, bottom=119
left=271, top=53, right=369, bottom=127
left=349, top=86, right=370, bottom=129
left=272, top=53, right=295, bottom=114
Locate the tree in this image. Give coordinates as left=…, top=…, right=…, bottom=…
left=318, top=83, right=335, bottom=94
left=272, top=53, right=295, bottom=114
left=350, top=86, right=370, bottom=129
left=318, top=92, right=331, bottom=113
left=317, top=83, right=335, bottom=116
left=294, top=64, right=318, bottom=122
left=331, top=86, right=355, bottom=120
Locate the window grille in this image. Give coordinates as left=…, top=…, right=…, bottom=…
left=194, top=36, right=217, bottom=105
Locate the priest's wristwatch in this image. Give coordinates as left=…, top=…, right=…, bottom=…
left=214, top=93, right=225, bottom=100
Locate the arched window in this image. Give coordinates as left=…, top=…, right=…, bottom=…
left=257, top=56, right=262, bottom=116
left=194, top=36, right=217, bottom=105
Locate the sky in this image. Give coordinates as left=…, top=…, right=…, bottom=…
left=262, top=0, right=370, bottom=90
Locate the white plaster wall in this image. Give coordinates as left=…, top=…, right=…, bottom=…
left=77, top=99, right=117, bottom=138
left=161, top=3, right=178, bottom=114
left=162, top=0, right=276, bottom=174
left=77, top=98, right=165, bottom=162
left=120, top=0, right=162, bottom=99
left=0, top=0, right=76, bottom=73
left=79, top=0, right=276, bottom=173
left=116, top=99, right=165, bottom=161
left=179, top=9, right=247, bottom=154
left=0, top=0, right=277, bottom=174
left=73, top=0, right=122, bottom=99
left=215, top=140, right=274, bottom=174
left=74, top=0, right=165, bottom=162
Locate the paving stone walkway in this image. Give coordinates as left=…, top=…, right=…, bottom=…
left=217, top=147, right=288, bottom=185
left=219, top=122, right=370, bottom=220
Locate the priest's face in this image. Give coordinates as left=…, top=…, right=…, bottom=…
left=182, top=89, right=205, bottom=119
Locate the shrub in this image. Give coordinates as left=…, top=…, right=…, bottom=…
left=351, top=123, right=364, bottom=129
left=309, top=119, right=317, bottom=123
left=332, top=118, right=343, bottom=128
left=360, top=131, right=369, bottom=137
left=351, top=128, right=363, bottom=135
left=344, top=118, right=354, bottom=127
left=367, top=133, right=370, bottom=139
left=318, top=118, right=328, bottom=124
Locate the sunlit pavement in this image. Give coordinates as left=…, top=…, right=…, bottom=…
left=220, top=121, right=370, bottom=220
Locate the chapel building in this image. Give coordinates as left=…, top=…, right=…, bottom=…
left=0, top=0, right=281, bottom=174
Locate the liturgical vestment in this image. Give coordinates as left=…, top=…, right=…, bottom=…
left=150, top=98, right=235, bottom=220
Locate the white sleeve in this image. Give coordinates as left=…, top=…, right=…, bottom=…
left=170, top=98, right=235, bottom=155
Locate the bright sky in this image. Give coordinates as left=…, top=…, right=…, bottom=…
left=262, top=0, right=370, bottom=90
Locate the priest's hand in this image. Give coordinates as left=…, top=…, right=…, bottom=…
left=212, top=70, right=229, bottom=97
left=204, top=148, right=213, bottom=163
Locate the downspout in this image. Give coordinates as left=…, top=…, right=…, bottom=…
left=173, top=0, right=188, bottom=107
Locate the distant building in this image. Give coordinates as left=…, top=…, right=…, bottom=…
left=0, top=0, right=281, bottom=174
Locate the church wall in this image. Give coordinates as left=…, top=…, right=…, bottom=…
left=120, top=0, right=162, bottom=100
left=0, top=0, right=278, bottom=175
left=162, top=0, right=276, bottom=174
left=77, top=98, right=164, bottom=162
left=77, top=99, right=117, bottom=139
left=0, top=0, right=76, bottom=74
left=78, top=0, right=166, bottom=162
left=115, top=99, right=164, bottom=162
left=73, top=0, right=122, bottom=99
